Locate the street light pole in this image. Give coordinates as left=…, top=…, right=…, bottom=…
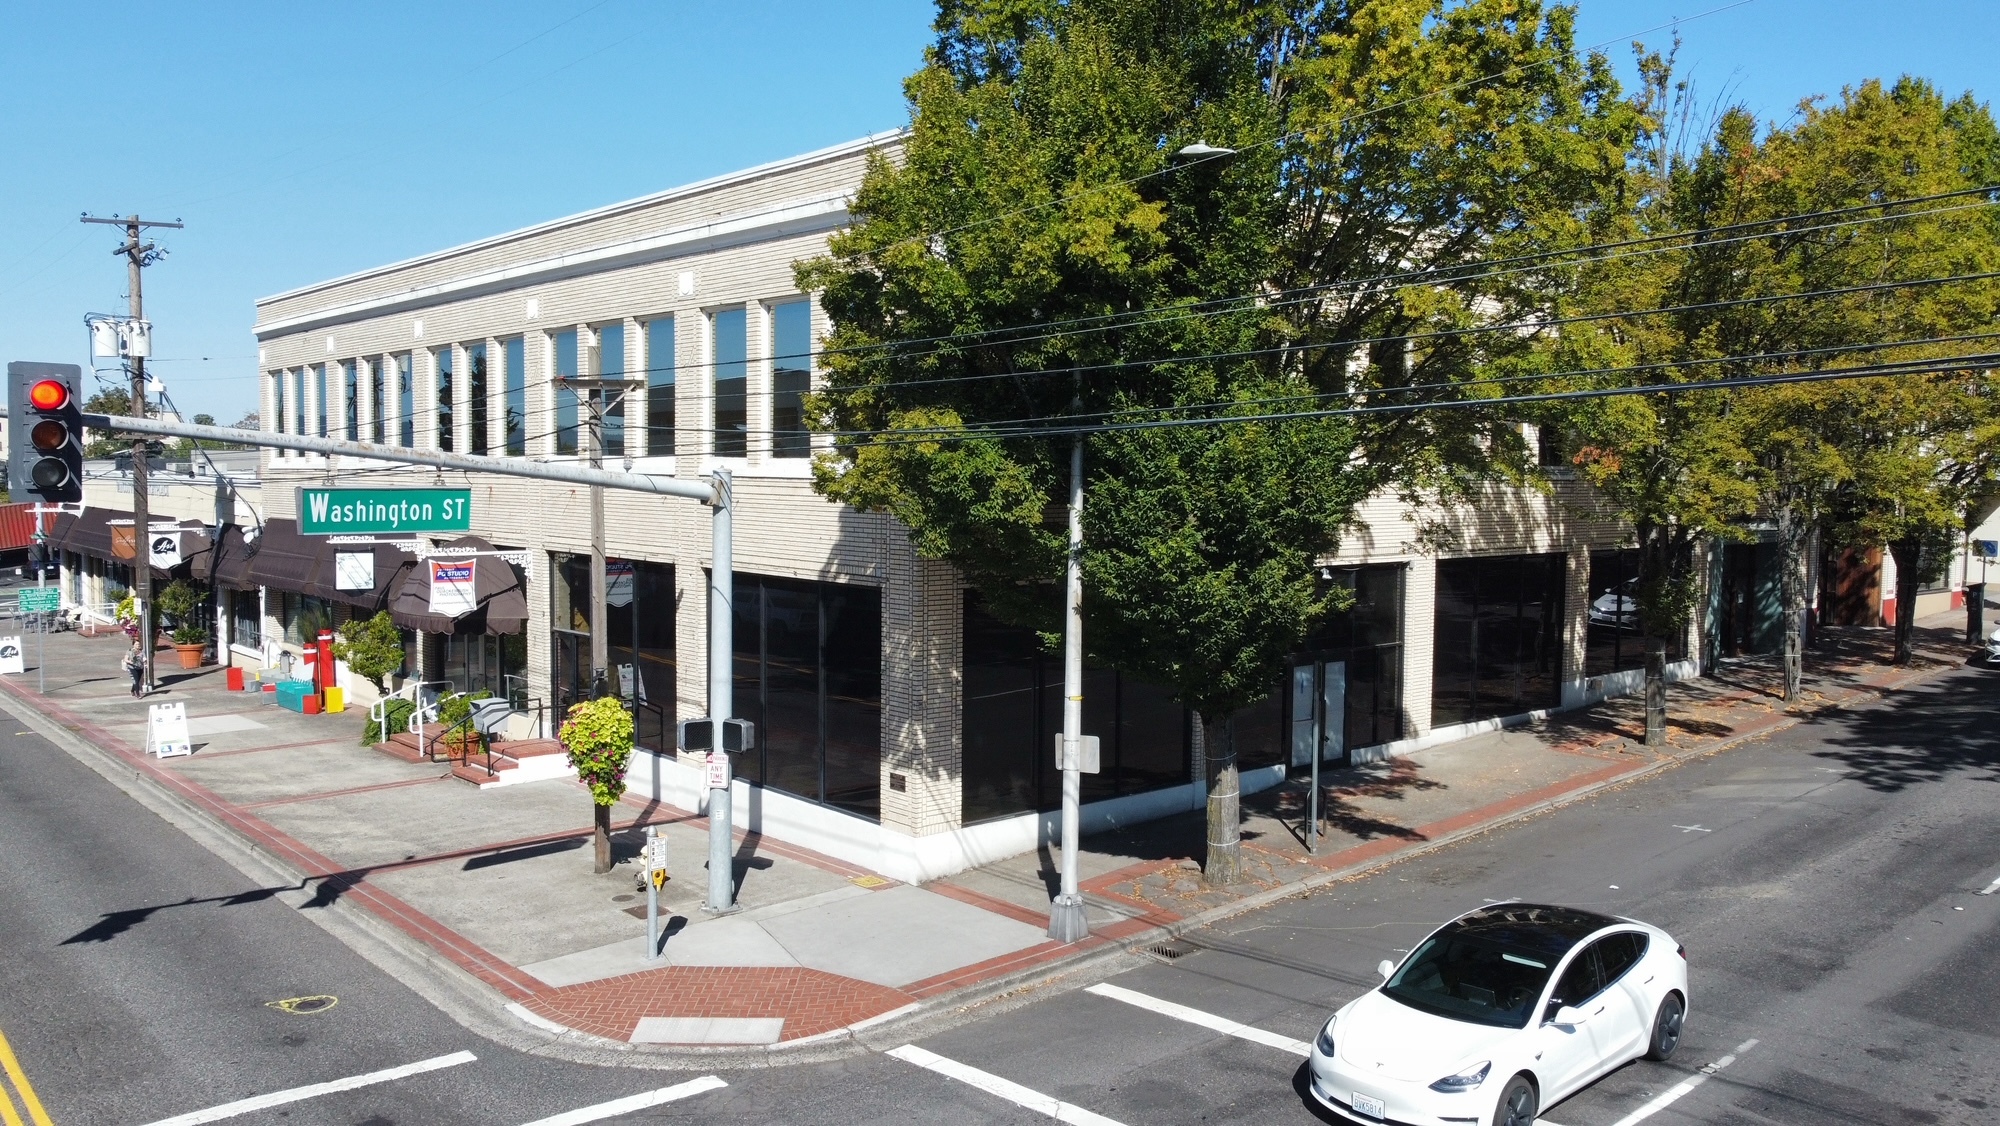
left=1048, top=433, right=1089, bottom=944
left=705, top=467, right=737, bottom=914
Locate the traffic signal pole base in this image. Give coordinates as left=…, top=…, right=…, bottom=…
left=1047, top=893, right=1089, bottom=944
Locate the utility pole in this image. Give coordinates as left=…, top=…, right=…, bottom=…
left=82, top=213, right=182, bottom=695
left=560, top=371, right=625, bottom=704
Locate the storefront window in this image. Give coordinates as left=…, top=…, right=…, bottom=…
left=1432, top=553, right=1565, bottom=727
left=279, top=592, right=335, bottom=647
left=605, top=559, right=675, bottom=752
left=1295, top=564, right=1405, bottom=759
left=1586, top=549, right=1643, bottom=677
left=959, top=594, right=1191, bottom=823
left=734, top=575, right=880, bottom=820
left=230, top=588, right=261, bottom=651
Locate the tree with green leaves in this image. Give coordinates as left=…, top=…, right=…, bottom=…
left=333, top=611, right=405, bottom=691
left=802, top=0, right=1636, bottom=882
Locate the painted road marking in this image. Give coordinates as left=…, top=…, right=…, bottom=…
left=138, top=1050, right=478, bottom=1126
left=1673, top=825, right=1712, bottom=833
left=0, top=1025, right=54, bottom=1126
left=514, top=1076, right=727, bottom=1126
left=1977, top=875, right=2000, bottom=896
left=1604, top=1038, right=1758, bottom=1126
left=1085, top=983, right=1312, bottom=1056
left=888, top=1044, right=1128, bottom=1126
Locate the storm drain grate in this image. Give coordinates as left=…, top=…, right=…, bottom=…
left=1143, top=939, right=1199, bottom=962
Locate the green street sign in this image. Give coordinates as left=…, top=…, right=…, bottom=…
left=17, top=588, right=59, bottom=613
left=297, top=487, right=472, bottom=535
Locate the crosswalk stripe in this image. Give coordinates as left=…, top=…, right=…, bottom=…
left=887, top=1045, right=1129, bottom=1126
left=514, top=1076, right=727, bottom=1126
left=138, top=1050, right=478, bottom=1126
left=1085, top=983, right=1313, bottom=1057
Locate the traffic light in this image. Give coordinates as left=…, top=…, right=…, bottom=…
left=7, top=362, right=85, bottom=503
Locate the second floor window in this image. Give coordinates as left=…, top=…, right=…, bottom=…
left=435, top=347, right=454, bottom=451
left=598, top=322, right=624, bottom=457
left=396, top=354, right=415, bottom=447
left=771, top=301, right=811, bottom=458
left=647, top=316, right=674, bottom=456
left=553, top=330, right=579, bottom=455
left=712, top=308, right=747, bottom=457
left=504, top=336, right=526, bottom=455
left=467, top=343, right=489, bottom=455
left=341, top=361, right=358, bottom=441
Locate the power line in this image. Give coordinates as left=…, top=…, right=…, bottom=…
left=814, top=268, right=2000, bottom=397
left=832, top=350, right=2000, bottom=448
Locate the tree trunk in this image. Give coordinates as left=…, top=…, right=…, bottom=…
left=1968, top=582, right=1986, bottom=647
left=593, top=803, right=613, bottom=874
left=1889, top=538, right=1922, bottom=666
left=1644, top=639, right=1666, bottom=747
left=1201, top=711, right=1241, bottom=888
left=1776, top=507, right=1808, bottom=702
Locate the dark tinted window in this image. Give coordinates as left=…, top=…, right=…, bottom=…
left=1597, top=932, right=1648, bottom=984
left=1385, top=934, right=1556, bottom=1029
left=1432, top=553, right=1565, bottom=726
left=1550, top=944, right=1607, bottom=1015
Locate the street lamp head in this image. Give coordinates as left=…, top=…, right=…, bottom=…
left=1174, top=141, right=1238, bottom=159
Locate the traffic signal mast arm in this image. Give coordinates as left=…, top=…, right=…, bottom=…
left=69, top=411, right=715, bottom=501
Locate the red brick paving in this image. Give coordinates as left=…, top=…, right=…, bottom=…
left=521, top=966, right=914, bottom=1042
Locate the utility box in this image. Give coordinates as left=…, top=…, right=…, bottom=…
left=323, top=685, right=345, bottom=713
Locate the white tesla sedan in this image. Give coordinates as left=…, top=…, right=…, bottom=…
left=1307, top=903, right=1688, bottom=1126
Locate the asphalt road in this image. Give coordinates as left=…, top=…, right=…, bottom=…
left=1, top=660, right=1995, bottom=1126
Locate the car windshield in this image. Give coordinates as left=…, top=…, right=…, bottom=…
left=1382, top=934, right=1555, bottom=1029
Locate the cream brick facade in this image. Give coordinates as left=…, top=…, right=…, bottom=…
left=245, top=133, right=1699, bottom=882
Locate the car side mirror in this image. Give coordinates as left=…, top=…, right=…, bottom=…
left=1549, top=1004, right=1586, bottom=1027
left=1377, top=959, right=1396, bottom=982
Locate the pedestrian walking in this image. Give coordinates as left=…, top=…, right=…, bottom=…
left=123, top=638, right=145, bottom=698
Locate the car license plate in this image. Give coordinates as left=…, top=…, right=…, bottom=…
left=1351, top=1091, right=1385, bottom=1119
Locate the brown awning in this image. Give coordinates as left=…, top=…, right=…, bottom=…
left=193, top=523, right=255, bottom=588
left=244, top=518, right=320, bottom=593
left=51, top=507, right=115, bottom=560
left=388, top=536, right=528, bottom=635
left=308, top=541, right=417, bottom=615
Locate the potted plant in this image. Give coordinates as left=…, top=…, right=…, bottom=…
left=169, top=624, right=210, bottom=668
left=114, top=593, right=139, bottom=638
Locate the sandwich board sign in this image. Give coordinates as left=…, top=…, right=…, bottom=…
left=148, top=701, right=192, bottom=759
left=0, top=636, right=22, bottom=676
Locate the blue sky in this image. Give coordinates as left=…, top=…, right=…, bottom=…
left=1, top=0, right=1994, bottom=422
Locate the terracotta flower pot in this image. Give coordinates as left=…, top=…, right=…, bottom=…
left=173, top=642, right=205, bottom=669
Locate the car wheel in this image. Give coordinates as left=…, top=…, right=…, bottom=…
left=1492, top=1075, right=1538, bottom=1126
left=1645, top=993, right=1685, bottom=1061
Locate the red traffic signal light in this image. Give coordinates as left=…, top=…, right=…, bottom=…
left=9, top=362, right=84, bottom=503
left=29, top=379, right=68, bottom=412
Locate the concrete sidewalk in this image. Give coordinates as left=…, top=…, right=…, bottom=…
left=0, top=610, right=1973, bottom=1061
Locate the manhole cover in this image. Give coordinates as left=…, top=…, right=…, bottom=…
left=266, top=995, right=338, bottom=1015
left=612, top=894, right=636, bottom=903
left=1143, top=939, right=1198, bottom=963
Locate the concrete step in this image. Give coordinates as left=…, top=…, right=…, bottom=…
left=491, top=738, right=565, bottom=759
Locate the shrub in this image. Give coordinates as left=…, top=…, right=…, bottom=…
left=170, top=623, right=210, bottom=645
left=156, top=579, right=207, bottom=630
left=362, top=697, right=416, bottom=745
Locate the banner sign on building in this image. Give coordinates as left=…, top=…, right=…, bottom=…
left=150, top=532, right=182, bottom=569
left=334, top=551, right=375, bottom=591
left=298, top=487, right=472, bottom=535
left=429, top=560, right=478, bottom=618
